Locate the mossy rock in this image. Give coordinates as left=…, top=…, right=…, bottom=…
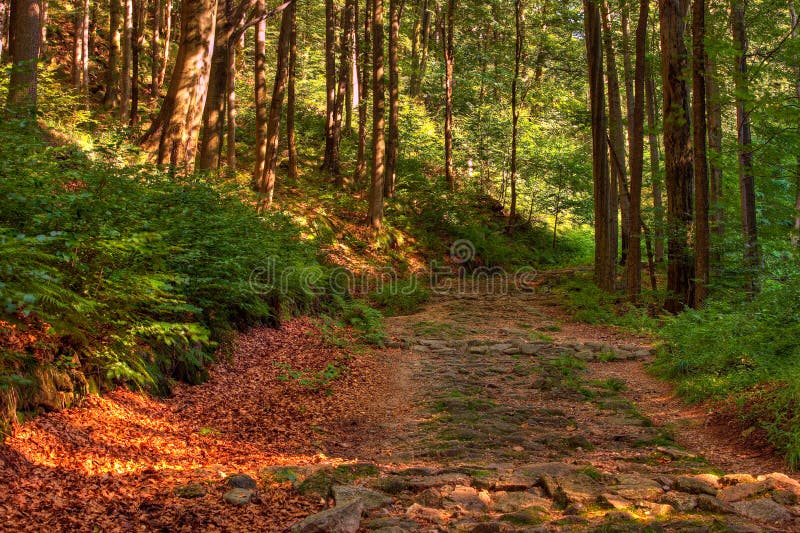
left=297, top=463, right=380, bottom=497
left=499, top=506, right=548, bottom=526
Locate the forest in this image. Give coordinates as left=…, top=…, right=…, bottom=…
left=4, top=0, right=800, bottom=530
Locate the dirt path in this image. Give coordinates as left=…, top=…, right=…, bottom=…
left=2, top=290, right=799, bottom=532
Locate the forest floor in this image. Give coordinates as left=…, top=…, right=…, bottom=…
left=1, top=280, right=799, bottom=532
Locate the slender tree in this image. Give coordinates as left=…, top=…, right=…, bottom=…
left=508, top=0, right=523, bottom=232
left=131, top=0, right=145, bottom=125
left=731, top=0, right=759, bottom=293
left=354, top=0, right=370, bottom=184
left=645, top=60, right=664, bottom=262
left=119, top=0, right=133, bottom=120
left=442, top=0, right=455, bottom=189
left=258, top=0, right=293, bottom=208
left=71, top=0, right=89, bottom=90
left=385, top=0, right=400, bottom=197
left=287, top=0, right=298, bottom=181
left=322, top=0, right=337, bottom=175
left=253, top=0, right=268, bottom=184
left=104, top=0, right=121, bottom=106
left=368, top=0, right=385, bottom=229
left=692, top=0, right=710, bottom=306
left=333, top=0, right=355, bottom=186
left=584, top=0, right=616, bottom=291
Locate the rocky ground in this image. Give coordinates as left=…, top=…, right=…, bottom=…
left=285, top=288, right=800, bottom=532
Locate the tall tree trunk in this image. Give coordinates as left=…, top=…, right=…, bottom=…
left=731, top=0, right=759, bottom=293
left=692, top=0, right=709, bottom=306
left=645, top=61, right=664, bottom=262
left=706, top=53, right=723, bottom=244
left=385, top=0, right=400, bottom=197
left=368, top=0, right=385, bottom=229
left=626, top=0, right=648, bottom=301
left=131, top=0, right=145, bottom=125
left=287, top=0, right=298, bottom=181
left=333, top=0, right=355, bottom=187
left=104, top=0, right=121, bottom=106
left=198, top=40, right=227, bottom=171
left=151, top=0, right=161, bottom=95
left=157, top=0, right=171, bottom=90
left=71, top=0, right=88, bottom=89
left=601, top=0, right=628, bottom=268
left=417, top=3, right=431, bottom=95
left=791, top=5, right=800, bottom=245
left=409, top=0, right=425, bottom=95
left=322, top=0, right=337, bottom=175
left=119, top=0, right=132, bottom=120
left=81, top=0, right=88, bottom=88
left=508, top=0, right=523, bottom=232
left=0, top=1, right=7, bottom=63
left=39, top=0, right=46, bottom=56
left=442, top=0, right=455, bottom=189
left=660, top=0, right=694, bottom=312
left=6, top=0, right=41, bottom=110
left=253, top=0, right=267, bottom=184
left=584, top=0, right=615, bottom=292
left=258, top=0, right=292, bottom=208
left=620, top=0, right=635, bottom=142
left=354, top=0, right=370, bottom=184
left=225, top=40, right=237, bottom=174
left=141, top=0, right=218, bottom=172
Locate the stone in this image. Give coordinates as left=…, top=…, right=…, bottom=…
left=656, top=446, right=697, bottom=460
left=673, top=475, right=719, bottom=496
left=633, top=349, right=652, bottom=360
left=445, top=485, right=489, bottom=512
left=597, top=493, right=633, bottom=510
left=612, top=474, right=664, bottom=501
left=720, top=474, right=757, bottom=486
left=659, top=492, right=698, bottom=512
left=636, top=501, right=674, bottom=516
left=174, top=483, right=207, bottom=499
left=492, top=491, right=550, bottom=514
left=405, top=503, right=450, bottom=524
left=772, top=489, right=798, bottom=506
left=517, top=462, right=580, bottom=482
left=695, top=494, right=736, bottom=514
left=718, top=480, right=775, bottom=502
left=332, top=485, right=393, bottom=511
left=519, top=343, right=546, bottom=356
left=489, top=343, right=514, bottom=353
left=470, top=346, right=489, bottom=354
left=225, top=473, right=257, bottom=491
left=732, top=498, right=793, bottom=526
left=541, top=472, right=601, bottom=507
left=223, top=488, right=253, bottom=506
left=498, top=506, right=548, bottom=526
left=469, top=522, right=504, bottom=533
left=291, top=500, right=364, bottom=533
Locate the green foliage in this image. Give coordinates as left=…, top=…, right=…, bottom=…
left=368, top=279, right=430, bottom=316
left=0, top=119, right=326, bottom=394
left=273, top=361, right=344, bottom=395
left=322, top=295, right=386, bottom=347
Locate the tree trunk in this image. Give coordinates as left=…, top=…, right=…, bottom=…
left=253, top=0, right=267, bottom=183
left=660, top=0, right=694, bottom=312
left=354, top=0, right=370, bottom=184
left=72, top=0, right=88, bottom=89
left=333, top=0, right=355, bottom=187
left=645, top=61, right=664, bottom=262
left=620, top=0, right=635, bottom=144
left=442, top=0, right=455, bottom=189
left=6, top=0, right=41, bottom=110
left=731, top=0, right=759, bottom=293
left=626, top=0, right=648, bottom=301
left=104, top=0, right=121, bottom=106
left=706, top=53, right=723, bottom=244
left=584, top=0, right=615, bottom=292
left=791, top=5, right=800, bottom=245
left=0, top=1, right=7, bottom=63
left=601, top=0, right=628, bottom=268
left=287, top=0, right=298, bottom=181
left=692, top=0, right=709, bottom=307
left=157, top=0, right=171, bottom=90
left=119, top=0, right=132, bottom=120
left=131, top=0, right=145, bottom=125
left=151, top=0, right=161, bottom=95
left=258, top=0, right=293, bottom=208
left=508, top=0, right=523, bottom=232
left=198, top=37, right=227, bottom=171
left=225, top=40, right=237, bottom=174
left=385, top=0, right=400, bottom=197
left=368, top=0, right=385, bottom=229
left=322, top=0, right=337, bottom=175
left=39, top=0, right=46, bottom=56
left=141, top=0, right=218, bottom=172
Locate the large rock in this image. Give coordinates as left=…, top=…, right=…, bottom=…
left=611, top=474, right=664, bottom=501
left=405, top=503, right=450, bottom=524
left=445, top=485, right=489, bottom=512
left=718, top=480, right=775, bottom=503
left=540, top=471, right=601, bottom=507
left=732, top=498, right=793, bottom=526
left=225, top=474, right=257, bottom=491
left=672, top=475, right=719, bottom=496
left=291, top=500, right=364, bottom=533
left=332, top=485, right=393, bottom=511
left=223, top=488, right=253, bottom=506
left=492, top=491, right=550, bottom=514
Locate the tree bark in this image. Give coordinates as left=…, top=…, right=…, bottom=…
left=72, top=0, right=88, bottom=90
left=151, top=0, right=161, bottom=95
left=409, top=0, right=428, bottom=96
left=287, top=0, right=298, bottom=181
left=706, top=53, right=723, bottom=244
left=660, top=0, right=694, bottom=312
left=131, top=0, right=145, bottom=125
left=119, top=0, right=133, bottom=120
left=620, top=0, right=635, bottom=143
left=692, top=0, right=709, bottom=307
left=584, top=0, right=615, bottom=292
left=141, top=0, right=218, bottom=172
left=253, top=0, right=267, bottom=184
left=0, top=1, right=7, bottom=63
left=368, top=0, right=385, bottom=229
left=442, top=0, right=455, bottom=189
left=508, top=0, right=523, bottom=232
left=626, top=0, right=648, bottom=301
left=6, top=0, right=41, bottom=110
left=258, top=0, right=293, bottom=208
left=601, top=0, right=628, bottom=268
left=385, top=0, right=400, bottom=197
left=322, top=0, right=337, bottom=175
left=731, top=0, right=758, bottom=293
left=157, top=0, right=171, bottom=91
left=645, top=60, right=664, bottom=262
left=104, top=0, right=121, bottom=106
left=333, top=0, right=355, bottom=187
left=354, top=0, right=370, bottom=184
left=225, top=39, right=237, bottom=174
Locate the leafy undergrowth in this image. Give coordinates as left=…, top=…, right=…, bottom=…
left=653, top=273, right=800, bottom=468
left=0, top=318, right=390, bottom=531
